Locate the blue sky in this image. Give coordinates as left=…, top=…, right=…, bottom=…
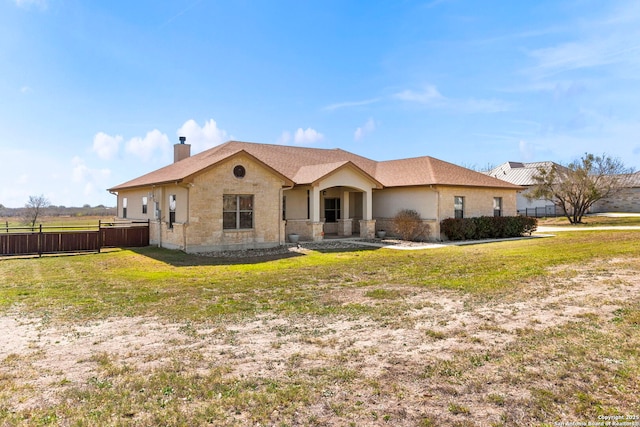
left=2, top=0, right=640, bottom=207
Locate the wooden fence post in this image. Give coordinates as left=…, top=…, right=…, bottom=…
left=98, top=220, right=102, bottom=253
left=38, top=223, right=42, bottom=257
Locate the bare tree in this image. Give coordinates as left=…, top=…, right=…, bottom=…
left=527, top=153, right=634, bottom=224
left=23, top=194, right=50, bottom=228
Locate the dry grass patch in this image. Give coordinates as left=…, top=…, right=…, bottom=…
left=1, top=232, right=640, bottom=425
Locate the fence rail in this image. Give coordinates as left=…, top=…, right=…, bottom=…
left=517, top=205, right=560, bottom=218
left=0, top=220, right=149, bottom=257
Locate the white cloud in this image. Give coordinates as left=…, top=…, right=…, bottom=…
left=71, top=156, right=111, bottom=184
left=323, top=98, right=381, bottom=111
left=527, top=38, right=640, bottom=79
left=125, top=129, right=171, bottom=162
left=20, top=86, right=33, bottom=94
left=395, top=84, right=511, bottom=113
left=394, top=85, right=444, bottom=104
left=524, top=3, right=640, bottom=80
left=176, top=118, right=228, bottom=154
left=92, top=132, right=122, bottom=160
left=294, top=128, right=324, bottom=145
left=354, top=118, right=377, bottom=141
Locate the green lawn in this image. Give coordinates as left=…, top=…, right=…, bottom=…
left=1, top=231, right=639, bottom=426
left=1, top=231, right=638, bottom=321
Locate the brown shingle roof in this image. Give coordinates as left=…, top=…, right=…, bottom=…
left=108, top=141, right=521, bottom=191
left=376, top=156, right=521, bottom=188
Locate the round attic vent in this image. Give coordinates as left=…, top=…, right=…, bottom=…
left=233, top=165, right=246, bottom=178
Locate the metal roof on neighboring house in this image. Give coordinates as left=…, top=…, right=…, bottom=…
left=109, top=141, right=523, bottom=192
left=485, top=161, right=560, bottom=186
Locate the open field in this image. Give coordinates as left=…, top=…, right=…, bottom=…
left=0, top=216, right=116, bottom=231
left=1, top=231, right=639, bottom=426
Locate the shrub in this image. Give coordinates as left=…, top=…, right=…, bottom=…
left=393, top=209, right=431, bottom=241
left=440, top=216, right=537, bottom=241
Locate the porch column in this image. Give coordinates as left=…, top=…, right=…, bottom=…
left=308, top=186, right=324, bottom=241
left=362, top=189, right=372, bottom=220
left=342, top=190, right=350, bottom=219
left=337, top=189, right=352, bottom=237
left=309, top=186, right=320, bottom=222
left=359, top=189, right=375, bottom=238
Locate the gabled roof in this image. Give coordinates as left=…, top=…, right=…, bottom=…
left=109, top=141, right=522, bottom=191
left=486, top=161, right=561, bottom=186
left=376, top=156, right=519, bottom=188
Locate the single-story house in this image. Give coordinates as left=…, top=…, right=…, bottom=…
left=591, top=172, right=640, bottom=213
left=488, top=161, right=640, bottom=215
left=486, top=161, right=562, bottom=216
left=108, top=140, right=522, bottom=252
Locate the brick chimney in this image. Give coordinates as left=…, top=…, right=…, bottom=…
left=174, top=136, right=191, bottom=163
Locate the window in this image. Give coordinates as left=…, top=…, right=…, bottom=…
left=169, top=195, right=176, bottom=229
left=142, top=196, right=148, bottom=214
left=223, top=195, right=254, bottom=229
left=122, top=197, right=128, bottom=219
left=282, top=196, right=286, bottom=221
left=233, top=165, right=246, bottom=178
left=454, top=196, right=464, bottom=219
left=324, top=198, right=341, bottom=223
left=493, top=197, right=503, bottom=217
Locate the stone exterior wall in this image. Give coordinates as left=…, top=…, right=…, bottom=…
left=185, top=154, right=286, bottom=252
left=436, top=186, right=517, bottom=220
left=591, top=187, right=640, bottom=213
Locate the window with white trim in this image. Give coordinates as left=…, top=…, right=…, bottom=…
left=122, top=197, right=128, bottom=219
left=142, top=196, right=148, bottom=214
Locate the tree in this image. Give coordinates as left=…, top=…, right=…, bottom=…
left=23, top=194, right=50, bottom=228
left=527, top=153, right=634, bottom=224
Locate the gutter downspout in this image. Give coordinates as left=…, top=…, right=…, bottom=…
left=109, top=191, right=119, bottom=218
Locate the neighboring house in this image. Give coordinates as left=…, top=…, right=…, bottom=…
left=486, top=161, right=562, bottom=216
left=591, top=172, right=640, bottom=213
left=108, top=140, right=522, bottom=252
left=488, top=162, right=640, bottom=215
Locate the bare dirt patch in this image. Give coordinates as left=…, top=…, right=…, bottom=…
left=2, top=259, right=639, bottom=425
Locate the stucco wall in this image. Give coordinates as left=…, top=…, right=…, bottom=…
left=116, top=189, right=152, bottom=220
left=317, top=167, right=376, bottom=192
left=372, top=187, right=438, bottom=219
left=284, top=187, right=309, bottom=220
left=186, top=154, right=286, bottom=252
